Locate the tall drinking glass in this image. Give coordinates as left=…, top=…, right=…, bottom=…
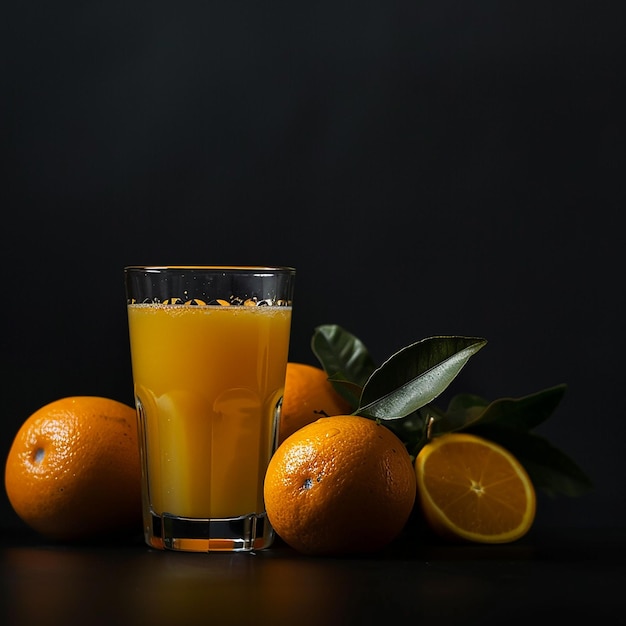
left=124, top=266, right=295, bottom=552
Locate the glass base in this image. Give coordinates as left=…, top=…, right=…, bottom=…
left=145, top=510, right=275, bottom=552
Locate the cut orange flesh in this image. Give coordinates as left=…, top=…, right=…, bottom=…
left=415, top=432, right=536, bottom=543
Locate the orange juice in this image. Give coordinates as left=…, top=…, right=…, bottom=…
left=127, top=303, right=292, bottom=519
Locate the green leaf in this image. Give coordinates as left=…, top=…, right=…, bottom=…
left=306, top=323, right=591, bottom=498
left=383, top=404, right=448, bottom=458
left=468, top=427, right=594, bottom=497
left=429, top=394, right=488, bottom=434
left=427, top=384, right=593, bottom=497
left=357, top=336, right=487, bottom=421
left=311, top=324, right=377, bottom=407
left=446, top=393, right=490, bottom=413
left=431, top=384, right=568, bottom=436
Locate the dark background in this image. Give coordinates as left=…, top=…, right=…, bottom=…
left=2, top=2, right=624, bottom=532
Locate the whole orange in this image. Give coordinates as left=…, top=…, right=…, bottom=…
left=279, top=362, right=352, bottom=444
left=264, top=414, right=416, bottom=555
left=4, top=396, right=142, bottom=541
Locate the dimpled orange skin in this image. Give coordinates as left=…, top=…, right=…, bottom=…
left=4, top=396, right=142, bottom=541
left=264, top=415, right=417, bottom=556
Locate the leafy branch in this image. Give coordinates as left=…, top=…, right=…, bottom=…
left=311, top=324, right=592, bottom=498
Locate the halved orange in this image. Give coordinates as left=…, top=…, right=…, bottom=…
left=415, top=432, right=536, bottom=543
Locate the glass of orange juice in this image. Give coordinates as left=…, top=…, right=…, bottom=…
left=124, top=266, right=295, bottom=552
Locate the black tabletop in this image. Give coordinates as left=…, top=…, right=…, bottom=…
left=1, top=525, right=624, bottom=626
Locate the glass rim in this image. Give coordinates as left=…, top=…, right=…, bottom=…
left=124, top=265, right=295, bottom=273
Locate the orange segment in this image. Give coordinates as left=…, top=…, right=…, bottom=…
left=415, top=432, right=536, bottom=543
